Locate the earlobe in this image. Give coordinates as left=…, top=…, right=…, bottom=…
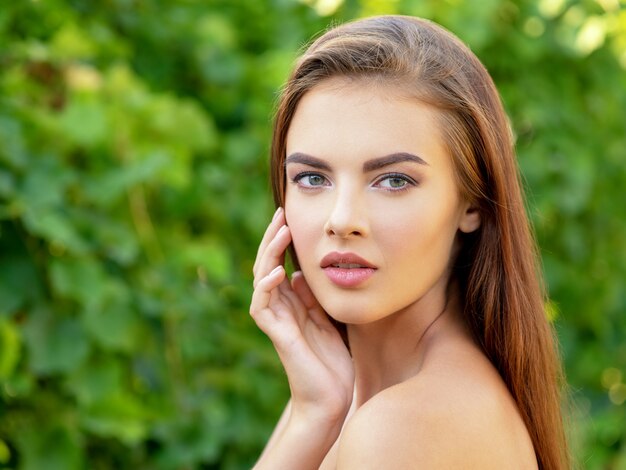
left=459, top=206, right=481, bottom=233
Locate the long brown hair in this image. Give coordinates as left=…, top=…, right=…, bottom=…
left=270, top=15, right=569, bottom=469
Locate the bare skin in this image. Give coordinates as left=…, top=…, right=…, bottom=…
left=250, top=80, right=537, bottom=469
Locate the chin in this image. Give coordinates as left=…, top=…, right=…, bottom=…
left=317, top=296, right=384, bottom=325
left=326, top=311, right=375, bottom=325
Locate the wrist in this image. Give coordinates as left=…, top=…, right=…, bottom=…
left=289, top=402, right=348, bottom=435
left=254, top=408, right=344, bottom=470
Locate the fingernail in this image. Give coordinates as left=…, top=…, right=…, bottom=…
left=271, top=265, right=283, bottom=276
left=272, top=207, right=283, bottom=221
left=277, top=225, right=288, bottom=235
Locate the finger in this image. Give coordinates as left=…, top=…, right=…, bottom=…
left=249, top=265, right=286, bottom=333
left=253, top=224, right=291, bottom=288
left=291, top=272, right=335, bottom=329
left=251, top=268, right=304, bottom=352
left=253, top=208, right=284, bottom=276
left=253, top=224, right=290, bottom=288
left=275, top=277, right=307, bottom=328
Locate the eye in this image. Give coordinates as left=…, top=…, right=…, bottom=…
left=375, top=173, right=416, bottom=191
left=292, top=172, right=329, bottom=188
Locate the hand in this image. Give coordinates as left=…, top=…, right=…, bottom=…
left=250, top=208, right=355, bottom=426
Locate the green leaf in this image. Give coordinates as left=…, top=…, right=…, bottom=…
left=81, top=393, right=151, bottom=445
left=58, top=96, right=108, bottom=147
left=178, top=239, right=232, bottom=282
left=23, top=307, right=90, bottom=375
left=50, top=21, right=97, bottom=60
left=83, top=297, right=140, bottom=353
left=23, top=209, right=89, bottom=254
left=0, top=169, right=16, bottom=198
left=0, top=439, right=10, bottom=464
left=0, top=318, right=21, bottom=380
left=0, top=255, right=41, bottom=314
left=17, top=425, right=84, bottom=470
left=64, top=356, right=123, bottom=406
left=49, top=257, right=108, bottom=308
left=83, top=151, right=168, bottom=207
left=17, top=154, right=74, bottom=211
left=0, top=113, right=28, bottom=170
left=91, top=218, right=140, bottom=265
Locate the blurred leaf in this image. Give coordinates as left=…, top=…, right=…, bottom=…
left=0, top=439, right=10, bottom=464
left=64, top=356, right=123, bottom=406
left=179, top=239, right=232, bottom=282
left=0, top=318, right=21, bottom=380
left=0, top=255, right=41, bottom=314
left=49, top=256, right=108, bottom=307
left=22, top=209, right=89, bottom=254
left=17, top=425, right=84, bottom=470
left=83, top=298, right=141, bottom=353
left=58, top=95, right=108, bottom=147
left=23, top=307, right=90, bottom=375
left=83, top=151, right=168, bottom=206
left=81, top=393, right=151, bottom=445
left=0, top=113, right=28, bottom=169
left=50, top=21, right=97, bottom=60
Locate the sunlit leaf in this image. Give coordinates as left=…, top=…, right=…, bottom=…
left=0, top=318, right=21, bottom=379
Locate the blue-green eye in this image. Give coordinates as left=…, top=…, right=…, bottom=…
left=382, top=177, right=407, bottom=188
left=294, top=172, right=328, bottom=188
left=376, top=174, right=415, bottom=191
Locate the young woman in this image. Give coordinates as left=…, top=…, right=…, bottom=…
left=250, top=15, right=569, bottom=469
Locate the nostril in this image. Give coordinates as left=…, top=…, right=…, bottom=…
left=325, top=224, right=362, bottom=238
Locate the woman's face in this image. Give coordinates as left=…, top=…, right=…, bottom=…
left=284, top=79, right=479, bottom=324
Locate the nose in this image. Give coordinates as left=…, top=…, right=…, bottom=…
left=324, top=186, right=369, bottom=238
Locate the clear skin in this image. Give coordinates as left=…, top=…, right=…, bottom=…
left=250, top=79, right=537, bottom=469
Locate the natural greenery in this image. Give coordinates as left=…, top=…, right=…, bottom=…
left=0, top=0, right=624, bottom=468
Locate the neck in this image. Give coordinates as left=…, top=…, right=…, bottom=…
left=346, top=278, right=465, bottom=406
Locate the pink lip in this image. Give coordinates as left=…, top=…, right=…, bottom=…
left=320, top=252, right=377, bottom=288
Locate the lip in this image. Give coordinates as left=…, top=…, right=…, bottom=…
left=320, top=252, right=376, bottom=269
left=320, top=252, right=377, bottom=288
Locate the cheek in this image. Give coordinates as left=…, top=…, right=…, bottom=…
left=373, top=198, right=459, bottom=262
left=285, top=196, right=321, bottom=266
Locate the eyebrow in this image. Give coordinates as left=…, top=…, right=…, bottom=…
left=285, top=153, right=331, bottom=171
left=285, top=152, right=428, bottom=172
left=363, top=152, right=428, bottom=172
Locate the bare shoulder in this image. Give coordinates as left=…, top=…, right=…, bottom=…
left=336, top=342, right=538, bottom=469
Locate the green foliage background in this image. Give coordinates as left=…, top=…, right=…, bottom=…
left=0, top=0, right=624, bottom=468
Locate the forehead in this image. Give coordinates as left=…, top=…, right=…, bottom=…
left=285, top=78, right=450, bottom=169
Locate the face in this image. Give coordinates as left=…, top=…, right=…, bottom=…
left=284, top=79, right=480, bottom=325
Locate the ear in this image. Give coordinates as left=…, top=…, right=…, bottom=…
left=459, top=204, right=481, bottom=233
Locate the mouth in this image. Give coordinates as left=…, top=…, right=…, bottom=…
left=320, top=252, right=377, bottom=288
left=320, top=252, right=376, bottom=269
left=328, top=263, right=370, bottom=269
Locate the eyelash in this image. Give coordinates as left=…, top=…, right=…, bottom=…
left=290, top=172, right=417, bottom=193
left=291, top=172, right=329, bottom=189
left=376, top=173, right=417, bottom=192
